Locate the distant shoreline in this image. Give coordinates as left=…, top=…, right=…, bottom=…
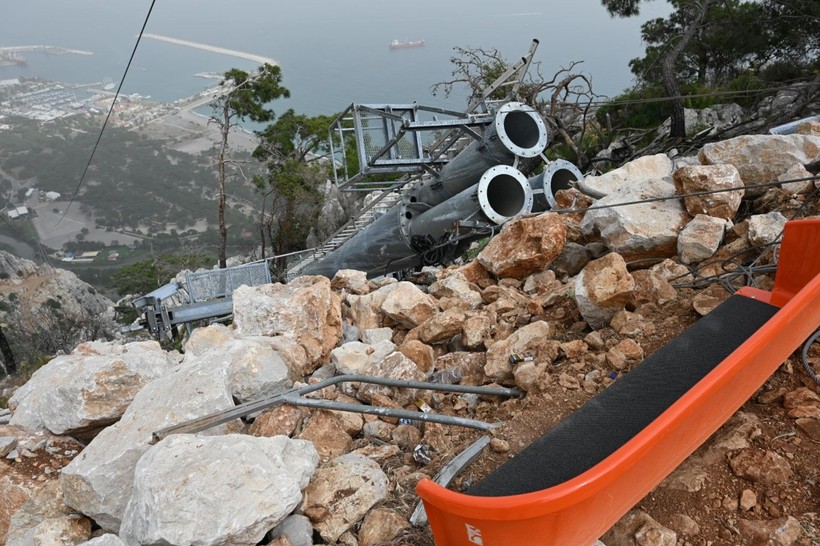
left=142, top=34, right=277, bottom=67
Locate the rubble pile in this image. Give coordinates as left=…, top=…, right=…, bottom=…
left=0, top=131, right=818, bottom=546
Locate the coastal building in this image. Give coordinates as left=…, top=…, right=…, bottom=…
left=7, top=206, right=29, bottom=219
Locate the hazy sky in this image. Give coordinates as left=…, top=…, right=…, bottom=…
left=2, top=0, right=673, bottom=114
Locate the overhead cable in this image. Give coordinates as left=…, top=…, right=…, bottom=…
left=56, top=0, right=158, bottom=227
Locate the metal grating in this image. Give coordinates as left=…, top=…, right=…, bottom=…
left=186, top=261, right=271, bottom=303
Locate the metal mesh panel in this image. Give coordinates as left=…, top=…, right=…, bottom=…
left=358, top=109, right=421, bottom=166
left=187, top=262, right=271, bottom=303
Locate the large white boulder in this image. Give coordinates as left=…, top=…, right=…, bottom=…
left=578, top=154, right=673, bottom=197
left=301, top=453, right=389, bottom=543
left=120, top=434, right=317, bottom=546
left=60, top=363, right=237, bottom=533
left=699, top=134, right=820, bottom=195
left=9, top=341, right=173, bottom=436
left=233, top=275, right=342, bottom=369
left=581, top=178, right=689, bottom=262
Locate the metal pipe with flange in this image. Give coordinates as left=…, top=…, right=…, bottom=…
left=300, top=165, right=534, bottom=278
left=527, top=159, right=584, bottom=212
left=407, top=101, right=548, bottom=208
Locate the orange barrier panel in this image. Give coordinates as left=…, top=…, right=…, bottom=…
left=417, top=218, right=820, bottom=546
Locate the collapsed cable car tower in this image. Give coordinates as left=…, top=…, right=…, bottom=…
left=286, top=39, right=583, bottom=279
left=127, top=40, right=586, bottom=338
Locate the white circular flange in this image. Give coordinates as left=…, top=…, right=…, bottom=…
left=494, top=101, right=549, bottom=158
left=476, top=165, right=533, bottom=224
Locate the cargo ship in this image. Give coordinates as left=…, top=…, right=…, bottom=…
left=389, top=39, right=424, bottom=50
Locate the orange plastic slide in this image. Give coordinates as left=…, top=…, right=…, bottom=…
left=417, top=218, right=820, bottom=546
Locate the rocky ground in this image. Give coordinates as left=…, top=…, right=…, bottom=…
left=0, top=129, right=818, bottom=546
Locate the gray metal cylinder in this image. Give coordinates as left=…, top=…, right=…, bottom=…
left=528, top=159, right=584, bottom=212
left=301, top=165, right=533, bottom=278
left=407, top=165, right=534, bottom=241
left=408, top=102, right=548, bottom=207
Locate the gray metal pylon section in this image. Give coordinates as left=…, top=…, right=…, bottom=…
left=286, top=185, right=406, bottom=280
left=286, top=40, right=543, bottom=281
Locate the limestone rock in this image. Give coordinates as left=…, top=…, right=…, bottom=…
left=728, top=449, right=793, bottom=484
left=602, top=509, right=677, bottom=546
left=60, top=363, right=237, bottom=532
left=297, top=411, right=352, bottom=464
left=331, top=340, right=396, bottom=375
left=6, top=480, right=91, bottom=546
left=782, top=387, right=820, bottom=409
left=631, top=270, right=677, bottom=306
left=399, top=339, right=435, bottom=373
left=418, top=308, right=467, bottom=344
left=184, top=332, right=294, bottom=404
left=345, top=283, right=398, bottom=331
left=120, top=434, right=318, bottom=546
left=361, top=327, right=393, bottom=344
left=356, top=352, right=427, bottom=406
left=330, top=269, right=370, bottom=295
left=778, top=163, right=814, bottom=194
left=358, top=507, right=410, bottom=546
left=574, top=253, right=636, bottom=328
left=233, top=275, right=342, bottom=368
left=513, top=361, right=548, bottom=392
left=738, top=516, right=804, bottom=546
left=248, top=405, right=307, bottom=438
left=667, top=513, right=700, bottom=536
left=677, top=214, right=728, bottom=264
left=660, top=462, right=707, bottom=492
left=0, top=252, right=115, bottom=341
left=8, top=341, right=173, bottom=436
left=485, top=321, right=555, bottom=382
left=672, top=164, right=744, bottom=220
left=77, top=535, right=125, bottom=546
left=796, top=119, right=820, bottom=135
left=268, top=515, right=313, bottom=546
left=550, top=241, right=592, bottom=279
left=795, top=418, right=820, bottom=441
left=435, top=352, right=487, bottom=386
left=578, top=154, right=673, bottom=197
left=477, top=213, right=567, bottom=279
left=446, top=260, right=491, bottom=285
left=186, top=326, right=302, bottom=401
left=380, top=282, right=439, bottom=328
left=183, top=323, right=234, bottom=356
left=428, top=271, right=483, bottom=309
left=553, top=188, right=594, bottom=243
left=692, top=284, right=730, bottom=316
left=748, top=212, right=787, bottom=246
left=301, top=453, right=389, bottom=543
left=462, top=313, right=494, bottom=350
left=740, top=488, right=757, bottom=511
left=649, top=259, right=692, bottom=285
left=1, top=463, right=38, bottom=544
left=581, top=178, right=689, bottom=262
left=699, top=134, right=820, bottom=195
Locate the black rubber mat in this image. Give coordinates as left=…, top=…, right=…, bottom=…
left=467, top=295, right=779, bottom=497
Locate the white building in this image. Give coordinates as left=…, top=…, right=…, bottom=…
left=7, top=206, right=28, bottom=219
left=45, top=191, right=61, bottom=201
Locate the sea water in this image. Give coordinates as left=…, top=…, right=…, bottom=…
left=1, top=0, right=671, bottom=116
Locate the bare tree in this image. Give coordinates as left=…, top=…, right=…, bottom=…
left=209, top=64, right=289, bottom=268
left=432, top=47, right=603, bottom=169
